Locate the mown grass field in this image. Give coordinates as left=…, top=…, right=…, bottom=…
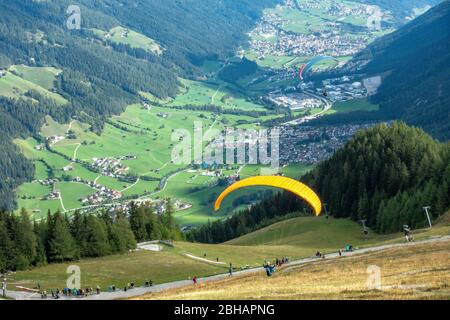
left=9, top=65, right=61, bottom=90
left=0, top=67, right=66, bottom=104
left=8, top=216, right=450, bottom=293
left=91, top=26, right=162, bottom=55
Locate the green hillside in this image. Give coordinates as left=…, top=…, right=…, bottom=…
left=227, top=216, right=372, bottom=247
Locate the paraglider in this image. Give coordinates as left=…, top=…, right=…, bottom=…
left=214, top=176, right=322, bottom=216
left=298, top=56, right=339, bottom=80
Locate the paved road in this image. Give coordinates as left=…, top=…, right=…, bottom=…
left=5, top=235, right=450, bottom=300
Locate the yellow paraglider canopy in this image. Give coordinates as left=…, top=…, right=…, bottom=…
left=214, top=176, right=322, bottom=216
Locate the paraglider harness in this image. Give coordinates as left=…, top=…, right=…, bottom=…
left=344, top=245, right=354, bottom=252
left=264, top=263, right=276, bottom=277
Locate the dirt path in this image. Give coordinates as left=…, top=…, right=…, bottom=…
left=184, top=253, right=227, bottom=265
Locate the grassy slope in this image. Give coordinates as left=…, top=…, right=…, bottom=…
left=139, top=240, right=450, bottom=300
left=9, top=215, right=450, bottom=292
left=0, top=70, right=66, bottom=105
left=91, top=27, right=162, bottom=55
left=9, top=65, right=61, bottom=90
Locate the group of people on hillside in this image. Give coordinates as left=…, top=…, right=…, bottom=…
left=41, top=286, right=101, bottom=299
left=39, top=279, right=156, bottom=299
left=106, top=280, right=153, bottom=292
left=263, top=257, right=290, bottom=277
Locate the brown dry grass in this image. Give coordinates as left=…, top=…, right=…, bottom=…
left=135, top=240, right=450, bottom=300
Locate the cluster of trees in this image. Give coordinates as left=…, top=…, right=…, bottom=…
left=188, top=122, right=450, bottom=243
left=219, top=58, right=258, bottom=83
left=0, top=201, right=183, bottom=272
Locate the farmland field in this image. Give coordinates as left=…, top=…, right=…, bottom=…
left=14, top=100, right=307, bottom=225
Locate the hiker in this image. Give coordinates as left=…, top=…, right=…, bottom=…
left=96, top=285, right=101, bottom=295
left=265, top=264, right=276, bottom=277
left=404, top=225, right=414, bottom=242
left=216, top=257, right=219, bottom=262
left=149, top=280, right=153, bottom=287
left=229, top=263, right=233, bottom=276
left=193, top=276, right=197, bottom=285
left=338, top=249, right=342, bottom=257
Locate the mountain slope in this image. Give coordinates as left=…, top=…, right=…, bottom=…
left=354, top=0, right=450, bottom=140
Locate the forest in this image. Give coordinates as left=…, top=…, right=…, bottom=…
left=0, top=201, right=183, bottom=272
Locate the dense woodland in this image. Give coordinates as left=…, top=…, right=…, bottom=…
left=188, top=122, right=450, bottom=243
left=0, top=0, right=279, bottom=210
left=0, top=201, right=182, bottom=272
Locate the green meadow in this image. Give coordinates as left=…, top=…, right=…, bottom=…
left=91, top=26, right=162, bottom=55
left=0, top=67, right=66, bottom=105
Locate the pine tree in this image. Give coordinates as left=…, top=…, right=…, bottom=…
left=109, top=217, right=137, bottom=253
left=47, top=211, right=79, bottom=262
left=0, top=216, right=12, bottom=272
left=33, top=220, right=47, bottom=266
left=129, top=203, right=148, bottom=242
left=15, top=209, right=37, bottom=267
left=83, top=215, right=111, bottom=257
left=70, top=211, right=88, bottom=256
